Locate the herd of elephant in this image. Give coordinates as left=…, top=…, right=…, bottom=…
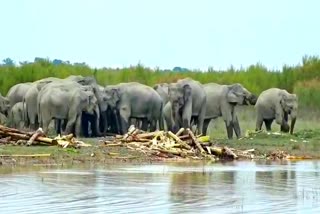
left=0, top=75, right=298, bottom=139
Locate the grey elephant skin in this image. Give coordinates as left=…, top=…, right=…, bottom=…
left=23, top=77, right=64, bottom=129
left=167, top=78, right=206, bottom=134
left=104, top=82, right=164, bottom=134
left=8, top=102, right=25, bottom=129
left=0, top=92, right=10, bottom=117
left=255, top=88, right=298, bottom=134
left=6, top=83, right=32, bottom=108
left=23, top=75, right=87, bottom=130
left=153, top=83, right=169, bottom=105
left=75, top=77, right=108, bottom=137
left=203, top=83, right=256, bottom=139
left=37, top=81, right=98, bottom=137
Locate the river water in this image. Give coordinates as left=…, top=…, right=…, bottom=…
left=0, top=160, right=320, bottom=213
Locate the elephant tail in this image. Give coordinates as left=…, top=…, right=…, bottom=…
left=22, top=97, right=29, bottom=127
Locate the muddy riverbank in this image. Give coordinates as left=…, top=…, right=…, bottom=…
left=0, top=129, right=319, bottom=167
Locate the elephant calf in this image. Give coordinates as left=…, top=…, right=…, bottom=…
left=8, top=102, right=25, bottom=129
left=255, top=88, right=298, bottom=134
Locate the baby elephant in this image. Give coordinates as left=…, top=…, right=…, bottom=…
left=255, top=88, right=298, bottom=134
left=8, top=102, right=25, bottom=129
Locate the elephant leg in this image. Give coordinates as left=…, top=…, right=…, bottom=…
left=202, top=119, right=211, bottom=135
left=88, top=115, right=96, bottom=137
left=119, top=106, right=130, bottom=135
left=225, top=120, right=234, bottom=139
left=113, top=110, right=121, bottom=134
left=150, top=119, right=157, bottom=132
left=264, top=119, right=273, bottom=131
left=65, top=114, right=77, bottom=135
left=280, top=113, right=290, bottom=133
left=100, top=111, right=107, bottom=136
left=255, top=115, right=264, bottom=132
left=55, top=119, right=62, bottom=135
left=74, top=115, right=82, bottom=137
left=197, top=100, right=207, bottom=135
left=233, top=115, right=241, bottom=139
left=42, top=117, right=51, bottom=135
left=81, top=113, right=89, bottom=137
left=140, top=118, right=149, bottom=131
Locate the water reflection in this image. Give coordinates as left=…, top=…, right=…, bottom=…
left=0, top=161, right=320, bottom=213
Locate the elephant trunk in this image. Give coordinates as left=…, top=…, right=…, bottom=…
left=248, top=94, right=258, bottom=105
left=290, top=109, right=297, bottom=134
left=100, top=110, right=107, bottom=136
left=93, top=106, right=103, bottom=137
left=171, top=102, right=181, bottom=132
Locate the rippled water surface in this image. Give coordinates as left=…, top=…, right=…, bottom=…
left=1, top=160, right=320, bottom=213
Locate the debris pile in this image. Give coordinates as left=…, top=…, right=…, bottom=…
left=0, top=125, right=91, bottom=148
left=101, top=125, right=255, bottom=161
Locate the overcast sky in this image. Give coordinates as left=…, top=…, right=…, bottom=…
left=1, top=0, right=319, bottom=70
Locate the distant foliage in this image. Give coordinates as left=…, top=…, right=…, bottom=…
left=1, top=55, right=320, bottom=108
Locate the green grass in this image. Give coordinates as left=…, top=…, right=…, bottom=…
left=1, top=55, right=320, bottom=108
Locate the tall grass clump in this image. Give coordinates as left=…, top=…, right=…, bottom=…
left=294, top=79, right=320, bottom=108
left=1, top=55, right=320, bottom=108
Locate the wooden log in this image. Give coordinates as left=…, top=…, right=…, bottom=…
left=0, top=130, right=54, bottom=144
left=130, top=137, right=151, bottom=142
left=27, top=128, right=45, bottom=146
left=0, top=125, right=33, bottom=135
left=178, top=134, right=190, bottom=140
left=0, top=136, right=11, bottom=144
left=187, top=128, right=206, bottom=155
left=122, top=125, right=136, bottom=140
left=175, top=128, right=185, bottom=137
left=136, top=131, right=164, bottom=139
left=168, top=131, right=191, bottom=150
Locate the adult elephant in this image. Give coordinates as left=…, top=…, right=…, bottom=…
left=7, top=102, right=25, bottom=129
left=167, top=78, right=206, bottom=134
left=75, top=77, right=108, bottom=137
left=104, top=82, right=164, bottom=134
left=38, top=82, right=98, bottom=137
left=203, top=83, right=257, bottom=139
left=23, top=77, right=63, bottom=129
left=255, top=88, right=298, bottom=134
left=6, top=82, right=33, bottom=108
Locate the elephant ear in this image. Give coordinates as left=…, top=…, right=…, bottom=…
left=111, top=88, right=121, bottom=103
left=279, top=91, right=288, bottom=108
left=79, top=92, right=89, bottom=107
left=183, top=84, right=192, bottom=102
left=227, top=84, right=244, bottom=104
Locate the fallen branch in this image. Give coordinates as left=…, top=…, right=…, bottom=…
left=0, top=154, right=51, bottom=158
